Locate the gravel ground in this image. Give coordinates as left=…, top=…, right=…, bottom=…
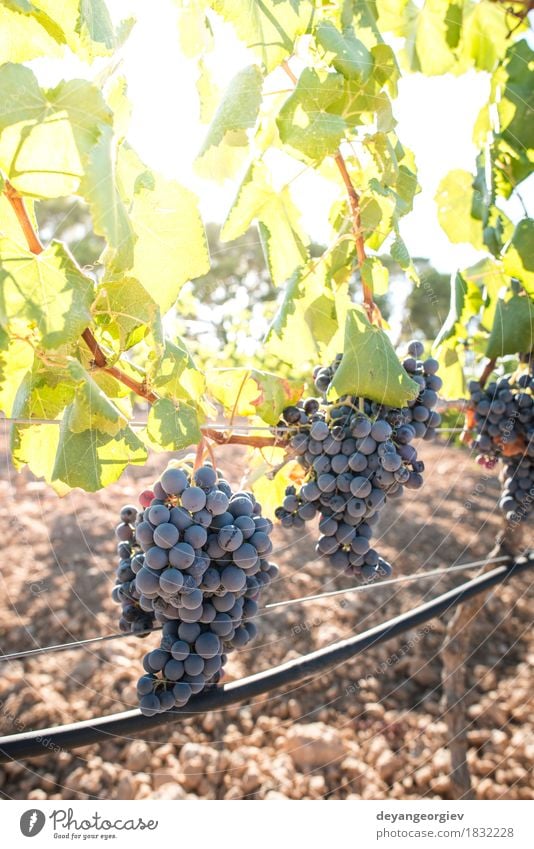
left=0, top=433, right=532, bottom=800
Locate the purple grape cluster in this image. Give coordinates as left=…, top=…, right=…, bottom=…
left=466, top=368, right=534, bottom=523
left=113, top=461, right=277, bottom=716
left=275, top=341, right=442, bottom=580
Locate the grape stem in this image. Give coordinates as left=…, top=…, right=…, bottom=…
left=479, top=358, right=497, bottom=389
left=4, top=181, right=44, bottom=254
left=203, top=427, right=288, bottom=449
left=280, top=61, right=380, bottom=326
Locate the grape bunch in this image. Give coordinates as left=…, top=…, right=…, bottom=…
left=466, top=369, right=534, bottom=523
left=275, top=341, right=442, bottom=581
left=113, top=461, right=278, bottom=716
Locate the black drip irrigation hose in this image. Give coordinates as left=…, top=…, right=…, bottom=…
left=0, top=554, right=532, bottom=763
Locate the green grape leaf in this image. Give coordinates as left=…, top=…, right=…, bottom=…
left=330, top=308, right=419, bottom=406
left=434, top=340, right=465, bottom=400
left=266, top=265, right=339, bottom=365
left=66, top=359, right=127, bottom=436
left=361, top=256, right=389, bottom=296
left=177, top=2, right=213, bottom=59
left=148, top=339, right=205, bottom=403
left=93, top=276, right=160, bottom=350
left=462, top=1, right=518, bottom=73
left=435, top=169, right=484, bottom=249
left=390, top=235, right=411, bottom=269
left=434, top=270, right=483, bottom=348
left=108, top=169, right=209, bottom=314
left=277, top=68, right=347, bottom=163
left=221, top=161, right=308, bottom=286
left=445, top=1, right=462, bottom=49
left=211, top=0, right=314, bottom=72
left=0, top=63, right=47, bottom=129
left=0, top=331, right=34, bottom=416
left=51, top=418, right=148, bottom=491
left=502, top=218, right=534, bottom=298
left=145, top=397, right=201, bottom=452
left=205, top=368, right=302, bottom=426
left=498, top=41, right=534, bottom=160
left=197, top=59, right=220, bottom=124
left=486, top=294, right=534, bottom=359
left=0, top=68, right=118, bottom=201
left=81, top=126, right=134, bottom=268
left=197, top=65, right=263, bottom=180
left=0, top=4, right=63, bottom=63
left=315, top=20, right=373, bottom=83
left=0, top=239, right=94, bottom=348
left=245, top=446, right=301, bottom=520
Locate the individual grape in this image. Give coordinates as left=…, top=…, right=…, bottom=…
left=159, top=568, right=185, bottom=594
left=115, top=522, right=133, bottom=542
left=233, top=515, right=256, bottom=538
left=170, top=640, right=190, bottom=661
left=169, top=506, right=193, bottom=531
left=310, top=420, right=330, bottom=441
left=212, top=592, right=235, bottom=612
left=407, top=340, right=424, bottom=357
left=137, top=674, right=156, bottom=696
left=120, top=504, right=138, bottom=523
left=181, top=486, right=207, bottom=513
left=218, top=525, right=244, bottom=552
left=192, top=508, right=212, bottom=528
left=147, top=649, right=171, bottom=672
left=173, top=681, right=192, bottom=706
left=139, top=693, right=161, bottom=716
left=370, top=420, right=392, bottom=442
left=184, top=654, right=204, bottom=676
left=145, top=546, right=169, bottom=571
left=184, top=524, right=208, bottom=549
left=221, top=564, right=247, bottom=592
left=233, top=543, right=259, bottom=570
left=194, top=466, right=218, bottom=489
left=228, top=496, right=254, bottom=518
left=169, top=542, right=196, bottom=569
left=160, top=467, right=189, bottom=496
left=206, top=489, right=229, bottom=516
left=181, top=588, right=203, bottom=610
left=136, top=568, right=161, bottom=596
left=195, top=632, right=221, bottom=659
left=135, top=521, right=154, bottom=549
left=153, top=523, right=180, bottom=549
left=176, top=623, right=200, bottom=643
left=282, top=405, right=302, bottom=424
left=148, top=504, right=171, bottom=526
left=164, top=658, right=185, bottom=681
left=139, top=489, right=155, bottom=509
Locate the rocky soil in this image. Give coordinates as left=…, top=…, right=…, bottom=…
left=0, top=434, right=532, bottom=800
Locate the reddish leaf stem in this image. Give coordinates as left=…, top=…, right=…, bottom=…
left=479, top=358, right=497, bottom=389
left=4, top=181, right=44, bottom=254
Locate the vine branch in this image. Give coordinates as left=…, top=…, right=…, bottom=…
left=1, top=183, right=293, bottom=451
left=281, top=61, right=380, bottom=326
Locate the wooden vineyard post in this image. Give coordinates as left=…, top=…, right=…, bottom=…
left=440, top=516, right=525, bottom=799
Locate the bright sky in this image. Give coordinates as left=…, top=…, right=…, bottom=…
left=36, top=0, right=534, bottom=274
